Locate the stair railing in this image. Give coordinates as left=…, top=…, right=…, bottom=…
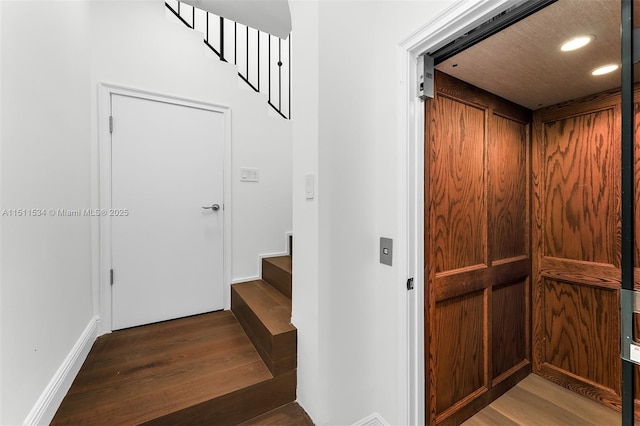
left=165, top=0, right=291, bottom=119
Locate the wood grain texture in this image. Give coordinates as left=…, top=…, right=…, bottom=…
left=531, top=106, right=545, bottom=376
left=262, top=256, right=292, bottom=299
left=231, top=280, right=296, bottom=376
left=540, top=257, right=621, bottom=289
left=430, top=94, right=486, bottom=273
left=532, top=87, right=630, bottom=415
left=52, top=311, right=280, bottom=425
left=537, top=363, right=622, bottom=413
left=438, top=364, right=531, bottom=426
left=425, top=90, right=436, bottom=424
left=434, top=71, right=532, bottom=123
left=542, top=108, right=617, bottom=265
left=543, top=279, right=619, bottom=392
left=142, top=370, right=296, bottom=426
left=464, top=406, right=520, bottom=426
left=435, top=257, right=530, bottom=302
left=238, top=402, right=314, bottom=426
left=464, top=374, right=621, bottom=426
left=426, top=71, right=532, bottom=425
left=435, top=291, right=485, bottom=414
left=492, top=281, right=527, bottom=379
left=231, top=280, right=293, bottom=335
left=489, top=114, right=529, bottom=261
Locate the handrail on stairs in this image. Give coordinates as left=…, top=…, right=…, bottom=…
left=165, top=0, right=291, bottom=119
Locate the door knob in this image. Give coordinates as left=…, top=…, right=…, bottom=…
left=202, top=204, right=220, bottom=211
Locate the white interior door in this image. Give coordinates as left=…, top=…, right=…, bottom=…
left=110, top=94, right=224, bottom=330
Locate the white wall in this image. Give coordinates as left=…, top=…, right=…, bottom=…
left=0, top=2, right=94, bottom=424
left=90, top=1, right=293, bottom=285
left=0, top=1, right=4, bottom=423
left=289, top=0, right=323, bottom=420
left=291, top=1, right=452, bottom=424
left=1, top=1, right=292, bottom=423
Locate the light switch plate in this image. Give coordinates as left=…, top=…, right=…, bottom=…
left=305, top=173, right=315, bottom=199
left=241, top=168, right=259, bottom=182
left=380, top=237, right=393, bottom=266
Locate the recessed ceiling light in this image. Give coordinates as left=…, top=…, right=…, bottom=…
left=591, top=64, right=619, bottom=76
left=560, top=35, right=595, bottom=52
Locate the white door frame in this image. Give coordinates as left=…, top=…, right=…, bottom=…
left=397, top=1, right=526, bottom=423
left=97, top=83, right=232, bottom=335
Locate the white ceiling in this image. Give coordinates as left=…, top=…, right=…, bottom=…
left=435, top=0, right=636, bottom=110
left=180, top=0, right=291, bottom=39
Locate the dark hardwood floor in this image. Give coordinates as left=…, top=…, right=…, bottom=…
left=51, top=310, right=298, bottom=425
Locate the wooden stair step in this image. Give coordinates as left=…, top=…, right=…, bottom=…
left=232, top=280, right=297, bottom=376
left=142, top=370, right=296, bottom=426
left=51, top=311, right=295, bottom=425
left=238, top=402, right=314, bottom=425
left=262, top=255, right=292, bottom=299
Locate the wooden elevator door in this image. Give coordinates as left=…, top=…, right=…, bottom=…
left=424, top=71, right=533, bottom=425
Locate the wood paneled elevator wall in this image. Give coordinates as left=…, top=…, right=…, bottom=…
left=424, top=71, right=533, bottom=425
left=532, top=84, right=640, bottom=414
left=425, top=71, right=640, bottom=423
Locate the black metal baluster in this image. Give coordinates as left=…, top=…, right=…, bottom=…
left=246, top=26, right=250, bottom=82
left=288, top=35, right=291, bottom=118
left=268, top=35, right=272, bottom=105
left=278, top=38, right=282, bottom=110
left=220, top=17, right=225, bottom=61
left=164, top=1, right=289, bottom=119
left=167, top=2, right=194, bottom=32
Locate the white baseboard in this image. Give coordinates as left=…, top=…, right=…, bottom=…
left=231, top=249, right=290, bottom=285
left=23, top=316, right=99, bottom=426
left=231, top=275, right=262, bottom=284
left=352, top=412, right=390, bottom=426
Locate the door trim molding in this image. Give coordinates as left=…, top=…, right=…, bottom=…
left=97, top=83, right=232, bottom=335
left=397, top=1, right=526, bottom=423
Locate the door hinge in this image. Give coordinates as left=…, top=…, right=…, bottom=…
left=110, top=269, right=114, bottom=285
left=109, top=116, right=113, bottom=133
left=407, top=277, right=414, bottom=291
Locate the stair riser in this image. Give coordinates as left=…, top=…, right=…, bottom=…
left=262, top=259, right=292, bottom=299
left=232, top=287, right=297, bottom=376
left=141, top=369, right=296, bottom=425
